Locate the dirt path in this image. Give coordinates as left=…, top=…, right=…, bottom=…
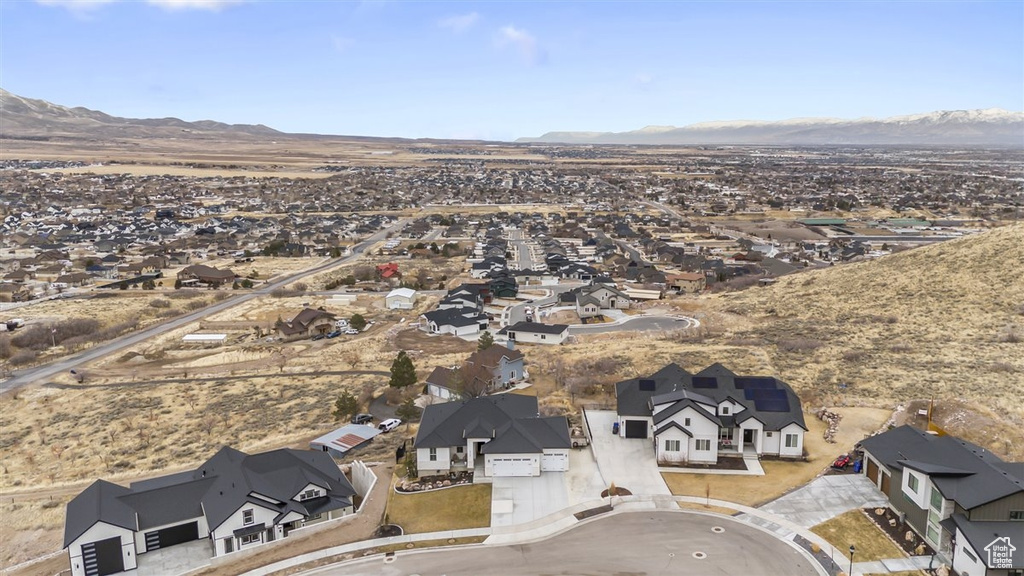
left=41, top=370, right=390, bottom=390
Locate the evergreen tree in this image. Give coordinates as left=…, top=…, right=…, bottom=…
left=396, top=397, right=422, bottom=425
left=389, top=350, right=417, bottom=388
left=332, top=391, right=359, bottom=421
left=350, top=313, right=367, bottom=331
left=477, top=331, right=494, bottom=351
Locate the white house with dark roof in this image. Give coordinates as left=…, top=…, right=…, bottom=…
left=414, top=395, right=570, bottom=477
left=64, top=447, right=357, bottom=576
left=497, top=321, right=570, bottom=345
left=615, top=363, right=807, bottom=465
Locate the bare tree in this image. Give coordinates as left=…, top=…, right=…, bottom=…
left=200, top=414, right=218, bottom=437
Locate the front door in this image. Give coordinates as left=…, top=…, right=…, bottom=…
left=743, top=429, right=754, bottom=444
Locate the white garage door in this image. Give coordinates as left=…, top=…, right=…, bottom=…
left=541, top=453, right=568, bottom=472
left=491, top=457, right=535, bottom=477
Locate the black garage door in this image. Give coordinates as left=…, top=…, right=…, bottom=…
left=81, top=537, right=123, bottom=576
left=624, top=420, right=648, bottom=438
left=145, top=521, right=199, bottom=551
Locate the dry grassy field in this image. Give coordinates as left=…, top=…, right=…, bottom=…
left=2, top=220, right=1020, bottom=569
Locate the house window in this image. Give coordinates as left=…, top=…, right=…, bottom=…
left=926, top=523, right=940, bottom=544
left=1010, top=510, right=1024, bottom=521
left=929, top=487, right=943, bottom=511
left=540, top=335, right=546, bottom=340
left=456, top=446, right=464, bottom=454
left=664, top=439, right=680, bottom=452
left=784, top=434, right=798, bottom=448
left=695, top=439, right=711, bottom=451
left=962, top=546, right=977, bottom=563
left=721, top=406, right=730, bottom=415
left=308, top=513, right=323, bottom=521
left=240, top=533, right=260, bottom=545
left=242, top=509, right=254, bottom=525
left=684, top=417, right=691, bottom=427
left=766, top=432, right=773, bottom=437
left=300, top=489, right=318, bottom=501
left=429, top=448, right=437, bottom=462
left=908, top=474, right=919, bottom=493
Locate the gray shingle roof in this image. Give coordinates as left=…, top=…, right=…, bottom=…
left=860, top=425, right=1024, bottom=510
left=480, top=417, right=570, bottom=454
left=615, top=363, right=806, bottom=431
left=63, top=480, right=137, bottom=548
left=64, top=447, right=356, bottom=549
left=415, top=395, right=539, bottom=448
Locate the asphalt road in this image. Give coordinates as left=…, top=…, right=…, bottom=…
left=298, top=511, right=823, bottom=576
left=0, top=219, right=407, bottom=393
left=568, top=315, right=698, bottom=334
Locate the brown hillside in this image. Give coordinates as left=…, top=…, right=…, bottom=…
left=715, top=224, right=1024, bottom=440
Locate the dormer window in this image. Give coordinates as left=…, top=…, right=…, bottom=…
left=300, top=489, right=318, bottom=501
left=721, top=406, right=730, bottom=415
left=242, top=509, right=254, bottom=525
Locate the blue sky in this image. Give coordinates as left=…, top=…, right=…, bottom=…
left=2, top=1, right=1022, bottom=140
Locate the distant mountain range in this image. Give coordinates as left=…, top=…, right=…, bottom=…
left=518, top=109, right=1024, bottom=147
left=2, top=88, right=1021, bottom=147
left=0, top=89, right=281, bottom=140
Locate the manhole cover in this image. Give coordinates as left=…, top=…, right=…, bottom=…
left=692, top=551, right=707, bottom=560
left=711, top=526, right=725, bottom=534
left=405, top=543, right=415, bottom=549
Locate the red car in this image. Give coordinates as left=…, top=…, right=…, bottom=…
left=832, top=454, right=852, bottom=469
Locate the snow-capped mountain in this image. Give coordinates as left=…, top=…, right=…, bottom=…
left=518, top=109, right=1024, bottom=147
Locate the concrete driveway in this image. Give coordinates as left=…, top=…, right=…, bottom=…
left=490, top=472, right=569, bottom=527
left=756, top=474, right=890, bottom=528
left=565, top=447, right=606, bottom=506
left=585, top=410, right=670, bottom=495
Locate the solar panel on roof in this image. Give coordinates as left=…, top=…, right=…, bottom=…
left=734, top=377, right=777, bottom=390
left=639, top=379, right=656, bottom=391
left=692, top=376, right=718, bottom=389
left=749, top=389, right=791, bottom=412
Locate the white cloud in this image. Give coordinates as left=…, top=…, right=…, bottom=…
left=35, top=0, right=116, bottom=13
left=36, top=0, right=245, bottom=11
left=146, top=0, right=245, bottom=10
left=496, top=24, right=545, bottom=65
left=635, top=73, right=654, bottom=86
left=438, top=12, right=479, bottom=33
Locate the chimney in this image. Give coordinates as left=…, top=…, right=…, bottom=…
left=506, top=339, right=515, bottom=351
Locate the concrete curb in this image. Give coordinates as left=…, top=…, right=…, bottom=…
left=234, top=493, right=850, bottom=576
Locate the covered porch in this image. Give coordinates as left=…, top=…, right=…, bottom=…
left=717, top=426, right=760, bottom=456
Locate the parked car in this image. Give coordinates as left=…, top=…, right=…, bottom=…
left=311, top=333, right=327, bottom=341
left=345, top=328, right=360, bottom=335
left=378, top=418, right=402, bottom=432
left=351, top=413, right=373, bottom=425
left=327, top=330, right=343, bottom=338
left=831, top=454, right=852, bottom=469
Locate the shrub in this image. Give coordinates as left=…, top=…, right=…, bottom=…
left=777, top=338, right=823, bottom=353
left=149, top=299, right=171, bottom=309
left=9, top=350, right=37, bottom=366
left=184, top=300, right=207, bottom=311
left=842, top=349, right=868, bottom=362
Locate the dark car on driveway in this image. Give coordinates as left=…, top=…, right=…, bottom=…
left=351, top=413, right=373, bottom=425
left=327, top=330, right=343, bottom=338
left=311, top=333, right=327, bottom=341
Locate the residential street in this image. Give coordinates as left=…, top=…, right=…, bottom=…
left=0, top=220, right=407, bottom=393
left=299, top=511, right=823, bottom=576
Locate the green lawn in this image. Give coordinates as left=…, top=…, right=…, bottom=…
left=385, top=483, right=492, bottom=534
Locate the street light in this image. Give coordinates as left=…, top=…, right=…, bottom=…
left=849, top=544, right=856, bottom=576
